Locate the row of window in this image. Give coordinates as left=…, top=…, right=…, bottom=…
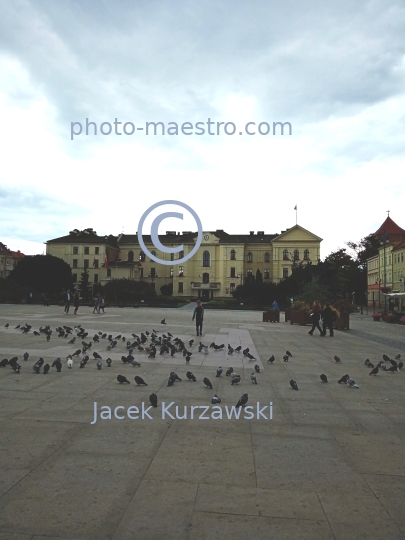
left=73, top=246, right=100, bottom=255
left=72, top=259, right=99, bottom=269
left=282, top=249, right=310, bottom=261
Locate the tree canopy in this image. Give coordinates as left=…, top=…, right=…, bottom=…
left=8, top=255, right=74, bottom=294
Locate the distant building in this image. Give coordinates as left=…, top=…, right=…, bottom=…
left=46, top=225, right=322, bottom=298
left=0, top=242, right=25, bottom=278
left=367, top=216, right=405, bottom=310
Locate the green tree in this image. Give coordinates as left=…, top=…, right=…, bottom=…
left=160, top=282, right=173, bottom=296
left=8, top=255, right=73, bottom=294
left=79, top=269, right=91, bottom=299
left=104, top=278, right=157, bottom=302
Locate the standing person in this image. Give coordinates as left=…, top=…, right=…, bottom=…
left=64, top=289, right=71, bottom=314
left=192, top=299, right=204, bottom=336
left=73, top=290, right=80, bottom=315
left=93, top=293, right=100, bottom=314
left=308, top=300, right=322, bottom=335
left=42, top=293, right=47, bottom=306
left=272, top=299, right=279, bottom=310
left=99, top=295, right=105, bottom=314
left=321, top=303, right=335, bottom=337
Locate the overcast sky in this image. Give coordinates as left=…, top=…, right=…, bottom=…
left=1, top=0, right=404, bottom=259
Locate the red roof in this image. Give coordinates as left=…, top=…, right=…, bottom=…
left=374, top=217, right=405, bottom=236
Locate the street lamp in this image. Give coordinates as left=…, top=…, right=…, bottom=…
left=380, top=231, right=389, bottom=313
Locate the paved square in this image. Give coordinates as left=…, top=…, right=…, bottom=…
left=0, top=304, right=404, bottom=539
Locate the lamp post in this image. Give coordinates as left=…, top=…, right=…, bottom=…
left=380, top=231, right=389, bottom=313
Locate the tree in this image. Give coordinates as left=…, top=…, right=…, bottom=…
left=255, top=269, right=263, bottom=283
left=104, top=278, right=157, bottom=302
left=160, top=282, right=173, bottom=296
left=79, top=270, right=91, bottom=299
left=298, top=276, right=334, bottom=306
left=8, top=255, right=73, bottom=294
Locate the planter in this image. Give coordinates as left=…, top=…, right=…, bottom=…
left=290, top=310, right=312, bottom=326
left=284, top=309, right=291, bottom=322
left=334, top=313, right=350, bottom=330
left=263, top=311, right=280, bottom=323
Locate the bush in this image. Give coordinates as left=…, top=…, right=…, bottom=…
left=291, top=300, right=311, bottom=312
left=333, top=299, right=357, bottom=314
left=104, top=279, right=156, bottom=302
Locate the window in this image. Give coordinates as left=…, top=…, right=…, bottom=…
left=107, top=268, right=111, bottom=277
left=139, top=268, right=144, bottom=278
left=230, top=283, right=236, bottom=292
left=84, top=247, right=89, bottom=255
left=150, top=267, right=156, bottom=278
left=72, top=273, right=77, bottom=282
left=294, top=249, right=299, bottom=261
left=151, top=282, right=155, bottom=290
left=170, top=267, right=173, bottom=277
left=178, top=250, right=184, bottom=259
left=247, top=269, right=253, bottom=276
left=128, top=250, right=134, bottom=262
left=94, top=274, right=98, bottom=283
left=230, top=267, right=236, bottom=278
left=230, top=249, right=236, bottom=260
left=84, top=259, right=89, bottom=269
left=304, top=249, right=309, bottom=260
left=139, top=251, right=145, bottom=261
left=178, top=266, right=184, bottom=276
left=178, top=282, right=184, bottom=293
left=264, top=270, right=270, bottom=279
left=283, top=250, right=289, bottom=260
left=95, top=247, right=99, bottom=255
left=203, top=251, right=210, bottom=267
left=402, top=252, right=404, bottom=262
left=203, top=272, right=209, bottom=284
left=94, top=260, right=99, bottom=268
left=264, top=252, right=270, bottom=263
left=247, top=252, right=253, bottom=262
left=72, top=259, right=78, bottom=268
left=171, top=253, right=174, bottom=261
left=283, top=268, right=289, bottom=278
left=73, top=246, right=78, bottom=255
left=151, top=250, right=156, bottom=257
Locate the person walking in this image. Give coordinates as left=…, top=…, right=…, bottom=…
left=192, top=299, right=204, bottom=336
left=272, top=299, right=279, bottom=310
left=93, top=293, right=100, bottom=314
left=73, top=290, right=80, bottom=315
left=308, top=300, right=323, bottom=335
left=99, top=295, right=105, bottom=314
left=321, top=303, right=335, bottom=336
left=64, top=289, right=71, bottom=314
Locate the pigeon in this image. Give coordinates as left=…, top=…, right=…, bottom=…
left=216, top=367, right=223, bottom=377
left=231, top=375, right=241, bottom=385
left=149, top=393, right=158, bottom=407
left=186, top=371, right=197, bottom=382
left=106, top=358, right=112, bottom=367
left=398, top=362, right=403, bottom=370
left=203, top=377, right=213, bottom=389
left=390, top=359, right=397, bottom=367
left=46, top=335, right=51, bottom=342
left=93, top=352, right=102, bottom=360
left=247, top=353, right=255, bottom=361
left=11, top=362, right=21, bottom=373
left=320, top=374, right=328, bottom=383
left=170, top=372, right=182, bottom=382
left=395, top=354, right=401, bottom=360
left=188, top=339, right=194, bottom=347
left=290, top=379, right=298, bottom=391
left=235, top=346, right=242, bottom=352
left=338, top=374, right=350, bottom=384
left=383, top=354, right=390, bottom=362
left=68, top=337, right=76, bottom=344
left=161, top=319, right=166, bottom=324
left=43, top=364, right=50, bottom=375
left=72, top=349, right=81, bottom=357
left=347, top=378, right=359, bottom=388
left=23, top=352, right=29, bottom=361
left=283, top=355, right=289, bottom=362
left=96, top=360, right=102, bottom=370
left=79, top=359, right=87, bottom=369
left=228, top=345, right=234, bottom=354
left=226, top=367, right=234, bottom=376
left=198, top=342, right=208, bottom=353
left=386, top=365, right=398, bottom=373
left=67, top=358, right=73, bottom=369
left=185, top=355, right=191, bottom=363
left=5, top=323, right=9, bottom=328
left=365, top=359, right=374, bottom=368
left=250, top=373, right=257, bottom=384
left=334, top=355, right=341, bottom=363
left=236, top=393, right=248, bottom=408
left=33, top=362, right=41, bottom=374
left=211, top=394, right=221, bottom=404
left=369, top=366, right=379, bottom=376
left=33, top=331, right=40, bottom=336
left=14, top=325, right=20, bottom=329
left=286, top=350, right=292, bottom=358
left=254, top=365, right=260, bottom=373
left=167, top=377, right=175, bottom=387
left=131, top=359, right=142, bottom=367
left=242, top=348, right=250, bottom=356
left=117, top=375, right=130, bottom=384
left=134, top=375, right=148, bottom=386
left=0, top=358, right=9, bottom=367
left=268, top=355, right=275, bottom=364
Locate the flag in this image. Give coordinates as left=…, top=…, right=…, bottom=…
left=92, top=257, right=96, bottom=267
left=104, top=256, right=108, bottom=268
left=294, top=205, right=297, bottom=210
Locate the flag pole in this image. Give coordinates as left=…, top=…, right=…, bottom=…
left=295, top=205, right=297, bottom=225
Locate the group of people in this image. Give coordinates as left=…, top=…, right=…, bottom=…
left=62, top=289, right=105, bottom=315
left=308, top=300, right=336, bottom=337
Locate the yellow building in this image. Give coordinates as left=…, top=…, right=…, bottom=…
left=46, top=224, right=322, bottom=298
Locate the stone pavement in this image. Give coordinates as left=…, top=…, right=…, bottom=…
left=0, top=305, right=404, bottom=540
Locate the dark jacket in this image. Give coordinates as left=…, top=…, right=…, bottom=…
left=322, top=306, right=335, bottom=323
left=192, top=305, right=204, bottom=321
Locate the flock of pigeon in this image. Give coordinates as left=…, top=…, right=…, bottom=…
left=2, top=320, right=403, bottom=409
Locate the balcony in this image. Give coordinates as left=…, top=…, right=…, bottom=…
left=191, top=282, right=220, bottom=289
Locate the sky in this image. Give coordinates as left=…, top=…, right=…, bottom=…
left=1, top=0, right=405, bottom=259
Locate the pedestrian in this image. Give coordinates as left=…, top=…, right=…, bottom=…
left=99, top=295, right=105, bottom=314
left=93, top=293, right=100, bottom=314
left=64, top=289, right=71, bottom=314
left=42, top=293, right=46, bottom=306
left=192, top=299, right=204, bottom=336
left=321, top=303, right=335, bottom=337
left=308, top=300, right=322, bottom=335
left=272, top=299, right=279, bottom=310
left=73, top=290, right=80, bottom=315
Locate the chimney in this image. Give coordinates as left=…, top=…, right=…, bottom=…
left=249, top=231, right=254, bottom=236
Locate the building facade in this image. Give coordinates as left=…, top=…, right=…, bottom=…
left=366, top=217, right=405, bottom=311
left=0, top=242, right=25, bottom=278
left=46, top=225, right=322, bottom=298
